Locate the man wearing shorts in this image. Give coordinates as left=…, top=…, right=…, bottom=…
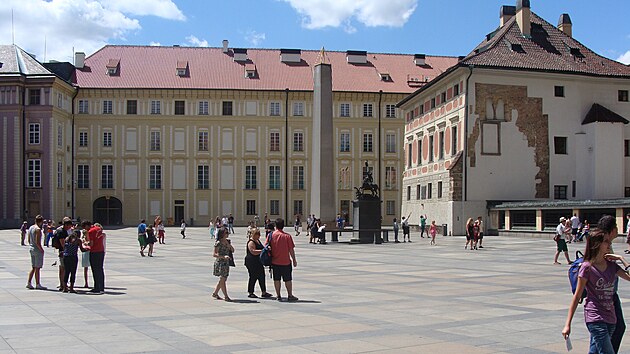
left=477, top=216, right=484, bottom=248
left=268, top=218, right=298, bottom=302
left=554, top=217, right=572, bottom=265
left=26, top=215, right=47, bottom=290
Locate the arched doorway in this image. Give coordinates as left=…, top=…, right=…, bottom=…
left=93, top=196, right=123, bottom=226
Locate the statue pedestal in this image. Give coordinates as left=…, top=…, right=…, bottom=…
left=351, top=197, right=382, bottom=244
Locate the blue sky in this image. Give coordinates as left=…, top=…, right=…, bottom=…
left=1, top=0, right=629, bottom=64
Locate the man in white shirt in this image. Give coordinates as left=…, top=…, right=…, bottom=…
left=569, top=214, right=580, bottom=243
left=554, top=217, right=572, bottom=265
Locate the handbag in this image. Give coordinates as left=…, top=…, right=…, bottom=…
left=228, top=250, right=235, bottom=267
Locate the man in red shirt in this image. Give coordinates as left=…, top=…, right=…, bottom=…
left=87, top=222, right=106, bottom=294
left=268, top=218, right=298, bottom=302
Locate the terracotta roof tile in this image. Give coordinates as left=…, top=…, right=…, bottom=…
left=461, top=12, right=630, bottom=78
left=75, top=46, right=458, bottom=92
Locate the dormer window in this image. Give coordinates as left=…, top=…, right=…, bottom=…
left=280, top=49, right=301, bottom=63
left=245, top=63, right=256, bottom=78
left=414, top=54, right=426, bottom=66
left=233, top=48, right=248, bottom=62
left=106, top=59, right=120, bottom=76
left=346, top=50, right=367, bottom=64
left=379, top=73, right=391, bottom=82
left=176, top=60, right=188, bottom=77
left=569, top=47, right=583, bottom=58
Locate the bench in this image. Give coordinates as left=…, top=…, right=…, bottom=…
left=324, top=228, right=393, bottom=243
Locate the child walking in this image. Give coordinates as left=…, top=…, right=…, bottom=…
left=563, top=229, right=630, bottom=353
left=429, top=221, right=437, bottom=245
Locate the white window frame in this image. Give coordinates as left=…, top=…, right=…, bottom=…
left=270, top=102, right=281, bottom=116
left=340, top=103, right=350, bottom=117
left=78, top=100, right=89, bottom=114
left=385, top=104, right=396, bottom=118
left=198, top=130, right=209, bottom=151
left=292, top=102, right=304, bottom=116
left=292, top=165, right=304, bottom=190
left=363, top=103, right=373, bottom=117
left=28, top=123, right=40, bottom=145
left=293, top=132, right=304, bottom=152
left=269, top=165, right=281, bottom=190
left=198, top=101, right=209, bottom=115
left=149, top=165, right=162, bottom=189
left=27, top=159, right=41, bottom=188
left=150, top=131, right=161, bottom=151
left=197, top=165, right=210, bottom=189
left=79, top=131, right=88, bottom=147
left=386, top=133, right=396, bottom=153
left=102, top=100, right=113, bottom=114
left=150, top=100, right=161, bottom=115
left=363, top=133, right=373, bottom=152
left=57, top=161, right=63, bottom=189
left=77, top=164, right=90, bottom=189
left=245, top=165, right=257, bottom=190
left=101, top=164, right=113, bottom=189
left=340, top=132, right=350, bottom=152
left=103, top=131, right=112, bottom=147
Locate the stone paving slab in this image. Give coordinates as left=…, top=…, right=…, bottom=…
left=1, top=226, right=629, bottom=353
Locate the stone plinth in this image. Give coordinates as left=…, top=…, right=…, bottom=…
left=351, top=197, right=382, bottom=244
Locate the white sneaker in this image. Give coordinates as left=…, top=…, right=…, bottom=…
left=26, top=284, right=34, bottom=289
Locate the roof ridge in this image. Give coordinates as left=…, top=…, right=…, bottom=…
left=462, top=15, right=516, bottom=63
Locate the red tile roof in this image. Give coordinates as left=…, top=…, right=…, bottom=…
left=462, top=12, right=630, bottom=77
left=75, top=45, right=458, bottom=93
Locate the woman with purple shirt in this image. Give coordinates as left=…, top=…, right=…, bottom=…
left=563, top=229, right=630, bottom=353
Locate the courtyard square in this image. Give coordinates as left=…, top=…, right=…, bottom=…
left=1, top=227, right=629, bottom=353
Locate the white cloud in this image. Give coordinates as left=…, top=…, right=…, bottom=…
left=100, top=0, right=186, bottom=21
left=617, top=51, right=630, bottom=65
left=185, top=35, right=208, bottom=47
left=245, top=31, right=266, bottom=47
left=0, top=0, right=185, bottom=62
left=280, top=0, right=417, bottom=30
left=149, top=41, right=162, bottom=46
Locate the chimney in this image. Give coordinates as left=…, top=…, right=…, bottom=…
left=222, top=40, right=229, bottom=53
left=500, top=5, right=516, bottom=27
left=558, top=13, right=572, bottom=37
left=516, top=0, right=531, bottom=37
left=75, top=52, right=85, bottom=69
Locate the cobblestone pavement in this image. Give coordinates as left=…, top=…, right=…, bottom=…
left=1, top=226, right=629, bottom=353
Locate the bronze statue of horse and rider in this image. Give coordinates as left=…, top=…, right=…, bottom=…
left=355, top=161, right=380, bottom=199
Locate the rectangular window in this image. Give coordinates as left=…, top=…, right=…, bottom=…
left=292, top=102, right=304, bottom=116
left=245, top=166, right=257, bottom=189
left=150, top=100, right=161, bottom=114
left=363, top=103, right=373, bottom=117
left=363, top=133, right=373, bottom=152
left=101, top=165, right=113, bottom=189
left=77, top=164, right=89, bottom=189
left=247, top=200, right=256, bottom=215
left=29, top=89, right=41, bottom=105
left=338, top=166, right=351, bottom=190
left=430, top=98, right=436, bottom=109
left=427, top=182, right=433, bottom=199
left=293, top=132, right=304, bottom=152
left=270, top=132, right=280, bottom=152
left=293, top=200, right=303, bottom=217
left=27, top=159, right=41, bottom=188
left=554, top=136, right=567, bottom=154
left=625, top=140, right=630, bottom=157
left=619, top=90, right=629, bottom=102
left=103, top=131, right=112, bottom=147
left=150, top=131, right=161, bottom=151
left=57, top=161, right=63, bottom=189
left=451, top=126, right=458, bottom=155
left=385, top=166, right=397, bottom=189
left=407, top=185, right=411, bottom=201
left=174, top=100, right=185, bottom=115
left=198, top=101, right=209, bottom=115
left=79, top=131, right=88, bottom=147
left=407, top=143, right=412, bottom=168
left=198, top=131, right=209, bottom=151
left=572, top=180, right=576, bottom=198
left=149, top=165, right=162, bottom=189
left=102, top=100, right=113, bottom=114
left=57, top=93, right=63, bottom=108
left=454, top=84, right=460, bottom=96
left=126, top=100, right=137, bottom=115
left=440, top=91, right=447, bottom=103
left=28, top=123, right=40, bottom=145
left=421, top=185, right=427, bottom=200
left=340, top=103, right=350, bottom=117
left=438, top=131, right=445, bottom=160
left=270, top=200, right=280, bottom=215
left=222, top=101, right=233, bottom=116
left=416, top=185, right=421, bottom=200
left=57, top=125, right=63, bottom=147
left=385, top=104, right=396, bottom=118
left=386, top=200, right=395, bottom=215
left=437, top=181, right=443, bottom=198
left=269, top=166, right=281, bottom=190
left=78, top=100, right=89, bottom=114
left=626, top=187, right=630, bottom=198
left=197, top=165, right=209, bottom=189
left=554, top=86, right=565, bottom=97
left=417, top=139, right=422, bottom=166
left=386, top=133, right=397, bottom=153
left=554, top=185, right=568, bottom=200
left=340, top=132, right=350, bottom=152
left=270, top=102, right=281, bottom=116
left=419, top=104, right=424, bottom=115
left=428, top=135, right=434, bottom=162
left=292, top=166, right=304, bottom=190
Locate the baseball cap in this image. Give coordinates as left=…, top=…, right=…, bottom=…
left=559, top=217, right=566, bottom=223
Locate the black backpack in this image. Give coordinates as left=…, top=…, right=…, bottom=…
left=51, top=226, right=65, bottom=250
